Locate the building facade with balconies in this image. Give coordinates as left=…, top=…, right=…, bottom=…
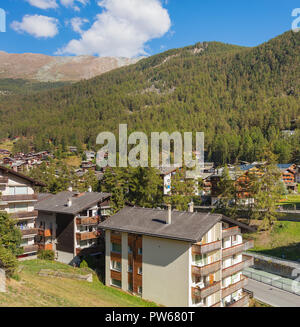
left=99, top=205, right=254, bottom=307
left=0, top=165, right=44, bottom=259
left=35, top=190, right=111, bottom=265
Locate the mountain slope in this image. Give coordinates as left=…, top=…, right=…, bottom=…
left=0, top=31, right=299, bottom=164
left=0, top=51, right=140, bottom=82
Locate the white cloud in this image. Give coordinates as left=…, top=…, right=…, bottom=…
left=26, top=0, right=58, bottom=9
left=68, top=17, right=89, bottom=34
left=60, top=0, right=89, bottom=10
left=11, top=15, right=59, bottom=38
left=57, top=0, right=171, bottom=57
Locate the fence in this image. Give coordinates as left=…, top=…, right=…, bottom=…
left=244, top=268, right=300, bottom=296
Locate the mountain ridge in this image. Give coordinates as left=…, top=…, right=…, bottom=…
left=0, top=51, right=141, bottom=82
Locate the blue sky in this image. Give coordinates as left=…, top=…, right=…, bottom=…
left=0, top=0, right=299, bottom=57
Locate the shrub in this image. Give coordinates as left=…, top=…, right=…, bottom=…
left=38, top=250, right=55, bottom=261
left=80, top=260, right=88, bottom=268
left=0, top=246, right=18, bottom=277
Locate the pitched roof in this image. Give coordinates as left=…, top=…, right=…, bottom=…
left=99, top=206, right=222, bottom=243
left=0, top=165, right=45, bottom=186
left=277, top=164, right=294, bottom=171
left=35, top=191, right=111, bottom=215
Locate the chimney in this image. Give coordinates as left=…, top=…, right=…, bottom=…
left=167, top=204, right=172, bottom=224
left=67, top=198, right=72, bottom=207
left=188, top=201, right=194, bottom=213
left=88, top=186, right=92, bottom=193
left=68, top=186, right=73, bottom=192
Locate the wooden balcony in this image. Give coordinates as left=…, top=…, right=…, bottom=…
left=192, top=281, right=221, bottom=300
left=11, top=210, right=38, bottom=220
left=211, top=301, right=221, bottom=307
left=21, top=228, right=38, bottom=237
left=226, top=293, right=250, bottom=307
left=222, top=255, right=254, bottom=279
left=222, top=226, right=240, bottom=239
left=38, top=243, right=53, bottom=251
left=76, top=231, right=99, bottom=241
left=76, top=216, right=100, bottom=226
left=1, top=194, right=38, bottom=203
left=0, top=177, right=8, bottom=184
left=222, top=276, right=248, bottom=299
left=192, top=240, right=222, bottom=255
left=38, top=229, right=52, bottom=237
left=222, top=240, right=254, bottom=258
left=192, top=261, right=221, bottom=277
left=23, top=244, right=38, bottom=254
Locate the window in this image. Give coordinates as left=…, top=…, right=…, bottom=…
left=138, top=286, right=142, bottom=295
left=111, top=243, right=121, bottom=254
left=111, top=279, right=121, bottom=288
left=128, top=265, right=133, bottom=273
left=111, top=260, right=121, bottom=272
left=9, top=186, right=28, bottom=195
left=138, top=267, right=142, bottom=275
left=128, top=283, right=133, bottom=292
left=128, top=245, right=133, bottom=254
left=138, top=248, right=142, bottom=255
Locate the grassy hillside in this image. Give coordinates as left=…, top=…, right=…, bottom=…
left=248, top=220, right=300, bottom=261
left=0, top=31, right=299, bottom=164
left=0, top=260, right=157, bottom=307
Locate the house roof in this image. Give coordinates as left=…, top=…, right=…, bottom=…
left=0, top=165, right=45, bottom=186
left=99, top=206, right=222, bottom=243
left=35, top=191, right=111, bottom=215
left=277, top=164, right=294, bottom=171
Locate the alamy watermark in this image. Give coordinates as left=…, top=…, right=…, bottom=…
left=96, top=125, right=204, bottom=179
left=0, top=8, right=6, bottom=33
left=292, top=8, right=300, bottom=32
left=0, top=268, right=6, bottom=293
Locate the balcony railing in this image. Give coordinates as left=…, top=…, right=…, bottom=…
left=76, top=231, right=99, bottom=241
left=38, top=229, right=52, bottom=237
left=222, top=255, right=254, bottom=279
left=22, top=244, right=38, bottom=254
left=222, top=276, right=248, bottom=299
left=11, top=210, right=38, bottom=220
left=1, top=194, right=38, bottom=203
left=222, top=240, right=254, bottom=258
left=21, top=228, right=38, bottom=237
left=192, top=281, right=221, bottom=300
left=76, top=216, right=100, bottom=226
left=192, top=240, right=222, bottom=255
left=222, top=226, right=240, bottom=239
left=226, top=293, right=250, bottom=307
left=0, top=177, right=8, bottom=184
left=192, top=261, right=221, bottom=277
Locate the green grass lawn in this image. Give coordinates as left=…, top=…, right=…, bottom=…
left=278, top=194, right=300, bottom=208
left=248, top=221, right=300, bottom=261
left=0, top=260, right=158, bottom=307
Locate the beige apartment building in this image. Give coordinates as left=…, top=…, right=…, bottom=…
left=99, top=205, right=254, bottom=307
left=0, top=165, right=44, bottom=259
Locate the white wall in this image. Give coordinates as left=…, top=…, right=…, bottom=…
left=142, top=236, right=190, bottom=307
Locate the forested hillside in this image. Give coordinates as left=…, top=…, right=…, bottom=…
left=0, top=31, right=299, bottom=165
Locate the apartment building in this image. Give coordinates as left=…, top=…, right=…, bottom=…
left=35, top=190, right=111, bottom=265
left=99, top=205, right=254, bottom=307
left=0, top=165, right=44, bottom=259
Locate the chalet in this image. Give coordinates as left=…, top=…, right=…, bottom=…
left=158, top=165, right=182, bottom=195
left=278, top=164, right=297, bottom=192
left=0, top=165, right=44, bottom=259
left=99, top=204, right=254, bottom=307
left=35, top=190, right=111, bottom=265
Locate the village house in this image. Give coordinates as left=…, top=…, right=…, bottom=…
left=0, top=165, right=44, bottom=259
left=35, top=189, right=111, bottom=265
left=99, top=204, right=254, bottom=307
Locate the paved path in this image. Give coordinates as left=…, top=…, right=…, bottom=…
left=246, top=279, right=300, bottom=307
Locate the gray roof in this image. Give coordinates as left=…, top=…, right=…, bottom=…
left=99, top=206, right=222, bottom=243
left=35, top=191, right=111, bottom=215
